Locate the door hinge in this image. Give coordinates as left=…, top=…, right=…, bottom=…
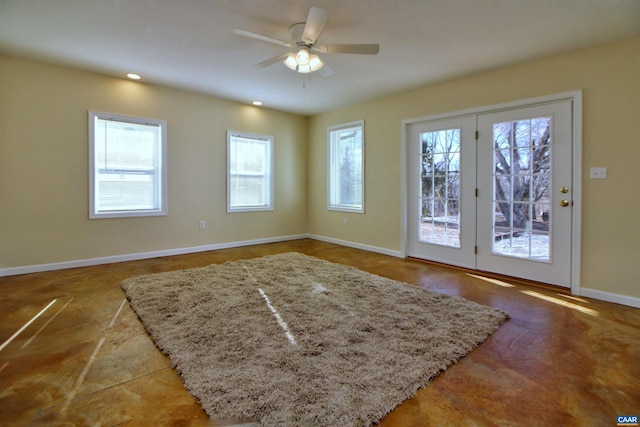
left=475, top=130, right=479, bottom=140
left=475, top=188, right=478, bottom=197
left=474, top=245, right=478, bottom=254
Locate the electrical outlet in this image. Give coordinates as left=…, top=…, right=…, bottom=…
left=343, top=218, right=348, bottom=226
left=199, top=220, right=206, bottom=229
left=590, top=167, right=607, bottom=179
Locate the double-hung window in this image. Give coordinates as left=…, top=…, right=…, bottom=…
left=227, top=131, right=274, bottom=212
left=89, top=111, right=167, bottom=218
left=328, top=120, right=365, bottom=213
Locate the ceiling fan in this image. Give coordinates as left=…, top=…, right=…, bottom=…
left=232, top=7, right=379, bottom=75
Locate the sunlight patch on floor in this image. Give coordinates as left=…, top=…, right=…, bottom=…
left=61, top=297, right=128, bottom=415
left=61, top=337, right=106, bottom=415
left=258, top=288, right=297, bottom=346
left=557, top=294, right=591, bottom=304
left=0, top=299, right=57, bottom=352
left=467, top=274, right=516, bottom=288
left=311, top=282, right=328, bottom=293
left=22, top=298, right=73, bottom=349
left=521, top=290, right=599, bottom=316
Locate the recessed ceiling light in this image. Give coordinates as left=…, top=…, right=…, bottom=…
left=126, top=73, right=141, bottom=80
left=252, top=101, right=263, bottom=106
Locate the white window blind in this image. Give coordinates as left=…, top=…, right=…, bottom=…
left=227, top=131, right=274, bottom=212
left=89, top=112, right=167, bottom=218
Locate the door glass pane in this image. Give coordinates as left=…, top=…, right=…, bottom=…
left=492, top=118, right=551, bottom=262
left=419, top=128, right=461, bottom=247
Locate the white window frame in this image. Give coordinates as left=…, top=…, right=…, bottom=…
left=88, top=111, right=167, bottom=219
left=327, top=120, right=365, bottom=213
left=226, top=130, right=274, bottom=212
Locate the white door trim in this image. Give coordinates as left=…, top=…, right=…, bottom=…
left=401, top=91, right=582, bottom=295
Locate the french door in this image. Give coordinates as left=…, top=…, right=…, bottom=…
left=406, top=99, right=574, bottom=287
left=406, top=116, right=477, bottom=269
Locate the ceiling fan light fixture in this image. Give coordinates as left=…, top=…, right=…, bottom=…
left=296, top=48, right=310, bottom=64
left=297, top=64, right=311, bottom=73
left=283, top=50, right=323, bottom=73
left=308, top=54, right=323, bottom=72
left=284, top=53, right=298, bottom=70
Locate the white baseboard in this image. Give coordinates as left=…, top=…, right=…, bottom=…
left=579, top=287, right=640, bottom=309
left=306, top=234, right=403, bottom=258
left=5, top=235, right=638, bottom=310
left=0, top=234, right=307, bottom=277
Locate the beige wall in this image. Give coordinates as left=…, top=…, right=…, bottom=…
left=2, top=38, right=639, bottom=301
left=308, top=37, right=640, bottom=299
left=0, top=56, right=308, bottom=268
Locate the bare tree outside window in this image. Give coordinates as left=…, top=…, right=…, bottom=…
left=419, top=128, right=460, bottom=247
left=492, top=118, right=551, bottom=260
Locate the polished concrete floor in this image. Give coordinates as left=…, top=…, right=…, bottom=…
left=1, top=239, right=638, bottom=426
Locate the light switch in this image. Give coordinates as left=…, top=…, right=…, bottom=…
left=590, top=167, right=607, bottom=179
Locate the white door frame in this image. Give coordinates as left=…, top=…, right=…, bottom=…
left=401, top=91, right=582, bottom=295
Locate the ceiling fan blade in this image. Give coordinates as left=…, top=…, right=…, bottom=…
left=232, top=28, right=291, bottom=47
left=316, top=43, right=380, bottom=55
left=254, top=53, right=289, bottom=68
left=319, top=62, right=335, bottom=78
left=302, top=7, right=330, bottom=45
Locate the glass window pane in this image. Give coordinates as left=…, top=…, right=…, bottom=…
left=421, top=197, right=435, bottom=219
left=421, top=176, right=433, bottom=198
left=421, top=155, right=432, bottom=175
left=90, top=112, right=166, bottom=219
left=531, top=230, right=551, bottom=261
left=447, top=199, right=460, bottom=217
left=419, top=220, right=434, bottom=243
left=512, top=176, right=531, bottom=203
left=494, top=175, right=511, bottom=202
left=534, top=203, right=550, bottom=223
left=227, top=131, right=273, bottom=212
left=328, top=121, right=364, bottom=212
left=446, top=176, right=459, bottom=198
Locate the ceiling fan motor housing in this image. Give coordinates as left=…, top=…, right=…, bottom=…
left=289, top=22, right=308, bottom=46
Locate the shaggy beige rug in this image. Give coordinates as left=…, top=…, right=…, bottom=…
left=121, top=252, right=508, bottom=426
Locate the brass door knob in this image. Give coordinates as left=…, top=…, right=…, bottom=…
left=560, top=200, right=570, bottom=207
left=560, top=186, right=569, bottom=194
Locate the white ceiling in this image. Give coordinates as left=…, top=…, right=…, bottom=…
left=1, top=0, right=638, bottom=116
